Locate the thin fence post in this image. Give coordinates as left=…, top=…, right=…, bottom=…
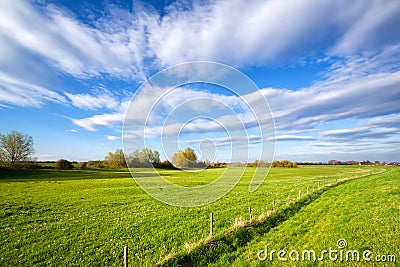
left=306, top=186, right=309, bottom=195
left=287, top=194, right=291, bottom=205
left=249, top=207, right=252, bottom=224
left=298, top=190, right=301, bottom=200
left=210, top=212, right=213, bottom=237
left=124, top=246, right=128, bottom=267
left=313, top=184, right=315, bottom=192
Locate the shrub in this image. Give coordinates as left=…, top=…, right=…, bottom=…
left=56, top=159, right=74, bottom=169
left=272, top=160, right=298, bottom=168
left=80, top=162, right=87, bottom=169
left=86, top=160, right=105, bottom=169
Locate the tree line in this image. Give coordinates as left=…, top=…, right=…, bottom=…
left=229, top=160, right=297, bottom=168
left=0, top=130, right=296, bottom=170
left=81, top=147, right=205, bottom=170
left=1, top=130, right=397, bottom=170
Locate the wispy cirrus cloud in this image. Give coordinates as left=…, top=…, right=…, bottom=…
left=0, top=71, right=66, bottom=107
left=1, top=0, right=399, bottom=109
left=322, top=127, right=397, bottom=140
left=65, top=93, right=120, bottom=110
left=71, top=112, right=125, bottom=131
left=273, top=135, right=316, bottom=141
left=71, top=52, right=400, bottom=140
left=1, top=0, right=399, bottom=81
left=361, top=114, right=400, bottom=129
left=0, top=1, right=149, bottom=80
left=259, top=44, right=400, bottom=132
left=150, top=0, right=400, bottom=66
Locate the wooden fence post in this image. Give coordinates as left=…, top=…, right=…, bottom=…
left=272, top=200, right=277, bottom=215
left=298, top=190, right=301, bottom=200
left=306, top=186, right=309, bottom=195
left=248, top=207, right=252, bottom=224
left=287, top=194, right=291, bottom=205
left=210, top=212, right=214, bottom=237
left=124, top=246, right=128, bottom=267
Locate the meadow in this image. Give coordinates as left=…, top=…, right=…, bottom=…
left=0, top=166, right=398, bottom=266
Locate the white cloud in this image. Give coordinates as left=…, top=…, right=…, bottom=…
left=65, top=93, right=120, bottom=110
left=323, top=44, right=400, bottom=83
left=362, top=114, right=400, bottom=129
left=0, top=1, right=149, bottom=79
left=0, top=0, right=398, bottom=112
left=177, top=135, right=263, bottom=148
left=106, top=135, right=120, bottom=141
left=0, top=71, right=66, bottom=107
left=72, top=113, right=125, bottom=131
left=272, top=135, right=315, bottom=141
left=72, top=60, right=400, bottom=139
left=65, top=129, right=78, bottom=133
left=279, top=135, right=400, bottom=162
left=150, top=0, right=400, bottom=66
left=258, top=48, right=400, bottom=133
left=1, top=0, right=398, bottom=83
left=69, top=95, right=130, bottom=131
left=329, top=1, right=400, bottom=55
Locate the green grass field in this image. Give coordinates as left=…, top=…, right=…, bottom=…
left=0, top=166, right=398, bottom=266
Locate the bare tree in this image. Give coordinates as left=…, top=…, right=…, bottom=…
left=0, top=131, right=35, bottom=165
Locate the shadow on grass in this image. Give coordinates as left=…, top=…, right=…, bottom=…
left=0, top=169, right=169, bottom=182
left=159, top=184, right=339, bottom=267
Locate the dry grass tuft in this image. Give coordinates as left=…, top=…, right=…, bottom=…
left=233, top=216, right=247, bottom=229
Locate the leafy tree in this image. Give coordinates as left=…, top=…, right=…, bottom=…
left=159, top=160, right=174, bottom=169
left=272, top=160, right=282, bottom=167
left=80, top=162, right=87, bottom=169
left=0, top=131, right=35, bottom=165
left=172, top=150, right=189, bottom=168
left=126, top=148, right=160, bottom=168
left=184, top=147, right=197, bottom=161
left=272, top=160, right=297, bottom=168
left=87, top=160, right=105, bottom=169
left=144, top=148, right=160, bottom=165
left=105, top=149, right=127, bottom=168
left=172, top=147, right=198, bottom=168
left=56, top=159, right=74, bottom=169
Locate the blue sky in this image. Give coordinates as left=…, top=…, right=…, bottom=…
left=0, top=0, right=399, bottom=162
